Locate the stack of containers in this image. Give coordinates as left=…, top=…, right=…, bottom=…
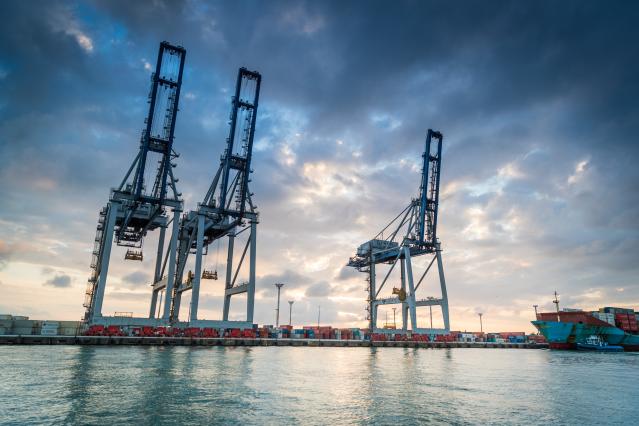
left=340, top=329, right=353, bottom=340
left=393, top=333, right=407, bottom=342
left=319, top=326, right=332, bottom=339
left=528, top=334, right=546, bottom=343
left=40, top=321, right=59, bottom=336
left=227, top=328, right=242, bottom=338
left=370, top=333, right=387, bottom=341
left=11, top=318, right=35, bottom=335
left=615, top=312, right=638, bottom=332
left=0, top=315, right=12, bottom=335
left=500, top=331, right=526, bottom=341
left=593, top=311, right=616, bottom=325
left=279, top=325, right=293, bottom=338
left=242, top=329, right=256, bottom=338
left=278, top=327, right=291, bottom=338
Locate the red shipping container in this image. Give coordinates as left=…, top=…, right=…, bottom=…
left=371, top=333, right=387, bottom=341
left=242, top=329, right=256, bottom=338
left=105, top=325, right=123, bottom=336
left=201, top=328, right=218, bottom=338
left=85, top=325, right=105, bottom=336
left=183, top=327, right=200, bottom=337
left=227, top=328, right=242, bottom=338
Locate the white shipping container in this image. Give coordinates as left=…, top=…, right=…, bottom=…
left=58, top=327, right=78, bottom=336
left=593, top=312, right=615, bottom=325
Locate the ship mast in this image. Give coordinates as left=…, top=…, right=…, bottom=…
left=553, top=291, right=560, bottom=322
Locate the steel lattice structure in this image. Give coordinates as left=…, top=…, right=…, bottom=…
left=347, top=129, right=450, bottom=334
left=150, top=68, right=261, bottom=327
left=83, top=42, right=186, bottom=325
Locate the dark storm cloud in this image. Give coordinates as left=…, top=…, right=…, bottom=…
left=121, top=271, right=151, bottom=287
left=257, top=270, right=312, bottom=292
left=1, top=0, right=638, bottom=327
left=43, top=274, right=72, bottom=288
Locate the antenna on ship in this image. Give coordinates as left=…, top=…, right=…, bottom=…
left=553, top=291, right=560, bottom=322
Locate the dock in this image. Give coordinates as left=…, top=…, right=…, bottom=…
left=0, top=335, right=548, bottom=349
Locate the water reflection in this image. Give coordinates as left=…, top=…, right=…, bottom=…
left=1, top=347, right=638, bottom=425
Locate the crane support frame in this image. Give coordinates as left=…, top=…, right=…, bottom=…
left=83, top=42, right=186, bottom=325
left=160, top=68, right=261, bottom=326
left=347, top=129, right=450, bottom=334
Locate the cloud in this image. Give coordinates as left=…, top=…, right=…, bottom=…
left=336, top=265, right=359, bottom=281
left=0, top=240, right=10, bottom=270
left=121, top=271, right=151, bottom=287
left=1, top=1, right=638, bottom=329
left=305, top=281, right=331, bottom=298
left=43, top=274, right=72, bottom=288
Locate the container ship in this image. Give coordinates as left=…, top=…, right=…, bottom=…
left=532, top=306, right=639, bottom=351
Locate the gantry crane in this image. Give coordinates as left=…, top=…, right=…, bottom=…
left=347, top=129, right=450, bottom=334
left=83, top=42, right=186, bottom=325
left=150, top=68, right=261, bottom=327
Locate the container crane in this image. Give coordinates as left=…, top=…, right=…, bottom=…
left=347, top=129, right=450, bottom=334
left=83, top=42, right=186, bottom=326
left=151, top=68, right=261, bottom=328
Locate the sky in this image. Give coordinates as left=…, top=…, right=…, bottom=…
left=0, top=0, right=638, bottom=333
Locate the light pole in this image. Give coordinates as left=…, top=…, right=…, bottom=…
left=274, top=283, right=284, bottom=327
left=288, top=300, right=294, bottom=326
left=478, top=313, right=483, bottom=334
left=317, top=305, right=321, bottom=329
left=392, top=307, right=397, bottom=329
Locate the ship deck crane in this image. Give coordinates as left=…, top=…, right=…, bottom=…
left=151, top=68, right=261, bottom=328
left=83, top=42, right=186, bottom=326
left=347, top=129, right=450, bottom=334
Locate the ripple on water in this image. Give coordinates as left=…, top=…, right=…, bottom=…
left=1, top=346, right=638, bottom=425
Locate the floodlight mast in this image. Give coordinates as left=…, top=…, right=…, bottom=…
left=347, top=129, right=450, bottom=335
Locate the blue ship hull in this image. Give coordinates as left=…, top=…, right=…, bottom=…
left=532, top=320, right=639, bottom=351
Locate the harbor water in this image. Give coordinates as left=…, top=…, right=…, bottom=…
left=1, top=346, right=638, bottom=425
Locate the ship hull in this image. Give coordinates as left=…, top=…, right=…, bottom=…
left=532, top=320, right=639, bottom=351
